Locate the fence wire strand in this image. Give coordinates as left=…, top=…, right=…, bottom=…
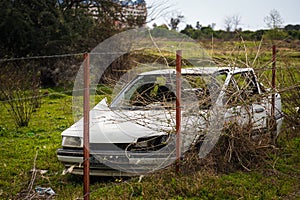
left=0, top=53, right=86, bottom=62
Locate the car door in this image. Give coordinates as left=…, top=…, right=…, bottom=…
left=230, top=70, right=268, bottom=131
left=252, top=101, right=267, bottom=131
left=223, top=74, right=251, bottom=128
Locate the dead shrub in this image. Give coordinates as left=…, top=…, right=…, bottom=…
left=181, top=123, right=276, bottom=174
left=0, top=61, right=41, bottom=127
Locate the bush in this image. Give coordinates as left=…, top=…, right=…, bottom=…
left=0, top=62, right=41, bottom=127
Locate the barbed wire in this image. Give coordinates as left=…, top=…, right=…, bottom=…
left=0, top=91, right=72, bottom=103
left=0, top=87, right=103, bottom=103
left=0, top=50, right=299, bottom=117
left=0, top=52, right=139, bottom=63
left=0, top=53, right=86, bottom=62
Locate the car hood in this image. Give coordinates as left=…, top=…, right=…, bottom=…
left=62, top=98, right=207, bottom=144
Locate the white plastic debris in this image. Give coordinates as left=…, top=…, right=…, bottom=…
left=35, top=187, right=55, bottom=196
left=62, top=164, right=76, bottom=175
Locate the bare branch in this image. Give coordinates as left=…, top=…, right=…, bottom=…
left=146, top=0, right=173, bottom=23
left=264, top=9, right=284, bottom=29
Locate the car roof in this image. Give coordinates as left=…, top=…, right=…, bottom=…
left=139, top=66, right=246, bottom=76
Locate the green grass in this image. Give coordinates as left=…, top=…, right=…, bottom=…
left=0, top=40, right=300, bottom=199
left=0, top=92, right=73, bottom=198
left=0, top=87, right=299, bottom=200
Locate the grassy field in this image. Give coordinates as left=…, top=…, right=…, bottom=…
left=0, top=39, right=299, bottom=199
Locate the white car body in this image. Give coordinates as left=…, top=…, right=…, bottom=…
left=57, top=67, right=283, bottom=176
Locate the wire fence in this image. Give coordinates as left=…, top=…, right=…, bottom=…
left=0, top=50, right=299, bottom=140
left=1, top=53, right=298, bottom=109
left=0, top=50, right=299, bottom=135
left=0, top=48, right=299, bottom=199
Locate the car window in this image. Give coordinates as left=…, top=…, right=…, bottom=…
left=233, top=71, right=259, bottom=98
left=182, top=73, right=226, bottom=109
left=224, top=79, right=240, bottom=106
left=183, top=75, right=211, bottom=109
left=225, top=71, right=260, bottom=107
left=111, top=72, right=227, bottom=110
left=130, top=83, right=176, bottom=107
left=111, top=75, right=176, bottom=109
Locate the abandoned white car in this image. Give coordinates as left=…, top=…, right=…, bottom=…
left=57, top=67, right=283, bottom=176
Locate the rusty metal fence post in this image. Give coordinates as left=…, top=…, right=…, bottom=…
left=270, top=45, right=277, bottom=142
left=83, top=53, right=90, bottom=200
left=176, top=50, right=182, bottom=173
left=271, top=45, right=276, bottom=115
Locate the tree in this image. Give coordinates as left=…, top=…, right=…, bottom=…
left=264, top=9, right=284, bottom=29
left=284, top=24, right=300, bottom=40
left=224, top=14, right=242, bottom=32
left=169, top=15, right=184, bottom=30
left=224, top=16, right=233, bottom=32
left=196, top=21, right=202, bottom=30
left=180, top=24, right=195, bottom=38
left=0, top=0, right=148, bottom=86
left=146, top=0, right=172, bottom=23
left=284, top=24, right=300, bottom=31
left=0, top=0, right=91, bottom=57
left=264, top=9, right=285, bottom=41
left=232, top=15, right=242, bottom=31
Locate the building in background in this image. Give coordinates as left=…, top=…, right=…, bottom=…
left=113, top=0, right=147, bottom=28
left=87, top=0, right=147, bottom=28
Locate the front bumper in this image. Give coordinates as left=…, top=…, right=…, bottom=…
left=57, top=147, right=176, bottom=176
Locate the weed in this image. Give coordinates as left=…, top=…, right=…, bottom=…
left=0, top=39, right=299, bottom=199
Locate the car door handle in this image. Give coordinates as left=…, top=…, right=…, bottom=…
left=254, top=108, right=265, bottom=113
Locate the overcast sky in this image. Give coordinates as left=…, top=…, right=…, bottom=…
left=145, top=0, right=300, bottom=30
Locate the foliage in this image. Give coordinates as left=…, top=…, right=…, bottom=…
left=0, top=90, right=73, bottom=198
left=0, top=5, right=299, bottom=197
left=169, top=14, right=184, bottom=30
left=0, top=37, right=299, bottom=199
left=0, top=0, right=147, bottom=86
left=0, top=84, right=299, bottom=199
left=0, top=0, right=146, bottom=58
left=179, top=22, right=300, bottom=41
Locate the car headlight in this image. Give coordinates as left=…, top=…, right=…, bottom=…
left=62, top=136, right=82, bottom=148
left=131, top=135, right=170, bottom=151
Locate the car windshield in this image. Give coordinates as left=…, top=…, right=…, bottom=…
left=110, top=71, right=227, bottom=110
